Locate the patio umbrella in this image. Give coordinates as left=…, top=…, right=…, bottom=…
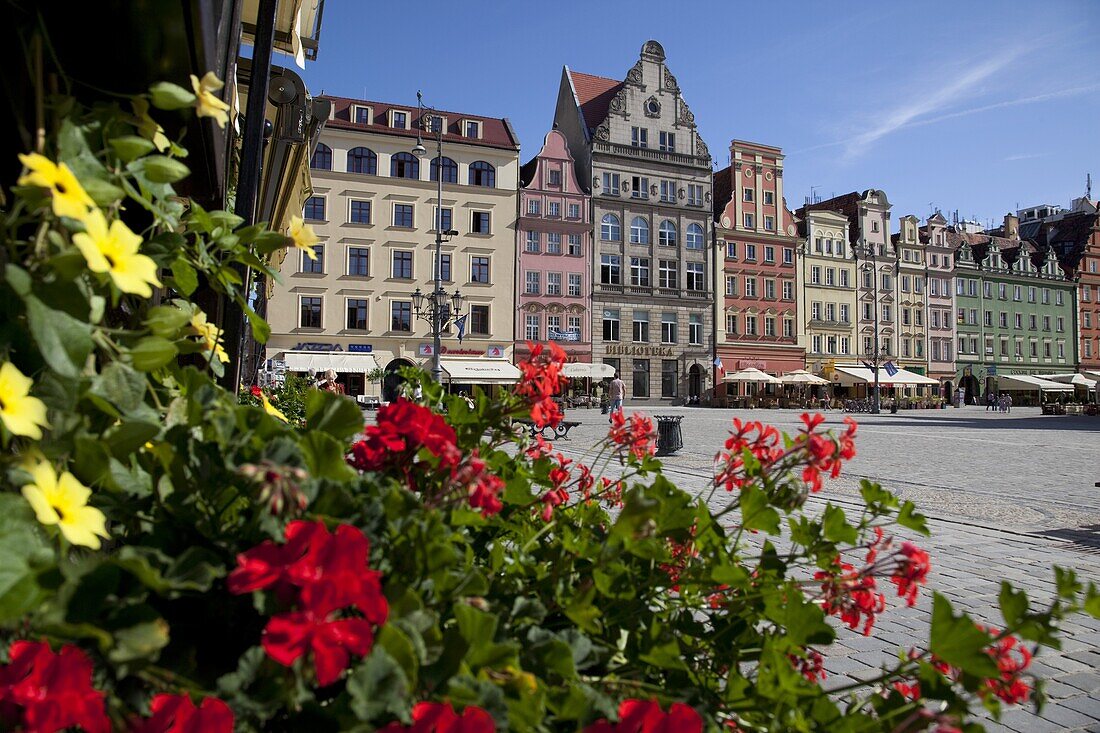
left=724, top=367, right=780, bottom=384
left=778, top=369, right=830, bottom=385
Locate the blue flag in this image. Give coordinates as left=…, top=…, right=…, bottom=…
left=454, top=314, right=468, bottom=343
left=884, top=361, right=899, bottom=377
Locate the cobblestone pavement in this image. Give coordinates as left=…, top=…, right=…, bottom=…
left=544, top=405, right=1100, bottom=732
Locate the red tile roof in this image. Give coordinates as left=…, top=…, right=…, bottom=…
left=797, top=192, right=862, bottom=244
left=567, top=70, right=623, bottom=132
left=322, top=95, right=520, bottom=151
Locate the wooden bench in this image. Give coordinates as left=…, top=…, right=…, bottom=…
left=514, top=419, right=582, bottom=440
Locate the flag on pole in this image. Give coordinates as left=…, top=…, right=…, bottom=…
left=884, top=360, right=899, bottom=377
left=861, top=359, right=875, bottom=372
left=713, top=356, right=725, bottom=375
left=454, top=314, right=468, bottom=343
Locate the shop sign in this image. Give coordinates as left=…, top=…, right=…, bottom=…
left=486, top=345, right=506, bottom=358
left=440, top=346, right=482, bottom=356
left=418, top=344, right=434, bottom=357
left=985, top=365, right=997, bottom=375
left=548, top=328, right=580, bottom=342
left=605, top=344, right=674, bottom=357
left=737, top=359, right=767, bottom=369
left=348, top=344, right=373, bottom=353
left=293, top=342, right=341, bottom=352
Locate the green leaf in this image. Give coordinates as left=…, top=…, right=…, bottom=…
left=347, top=648, right=411, bottom=723
left=998, top=582, right=1029, bottom=627
left=130, top=336, right=178, bottom=371
left=454, top=602, right=498, bottom=648
left=135, top=155, right=190, bottom=183
left=24, top=295, right=93, bottom=377
left=105, top=420, right=159, bottom=456
left=110, top=135, right=156, bottom=162
left=170, top=259, right=198, bottom=296
left=0, top=495, right=54, bottom=624
left=305, top=389, right=364, bottom=440
left=1084, top=583, right=1100, bottom=619
left=377, top=624, right=420, bottom=687
left=108, top=618, right=170, bottom=663
left=300, top=431, right=358, bottom=482
left=740, top=484, right=781, bottom=534
left=149, top=81, right=197, bottom=110
left=89, top=362, right=147, bottom=415
left=822, top=504, right=858, bottom=544
left=82, top=178, right=125, bottom=208
left=145, top=304, right=193, bottom=337
left=244, top=302, right=271, bottom=343
left=897, top=501, right=930, bottom=535
left=929, top=593, right=999, bottom=678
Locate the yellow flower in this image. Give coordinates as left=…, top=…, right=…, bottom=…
left=72, top=209, right=163, bottom=297
left=287, top=216, right=320, bottom=260
left=252, top=387, right=289, bottom=422
left=17, top=153, right=96, bottom=221
left=130, top=98, right=171, bottom=151
left=0, top=362, right=49, bottom=440
left=21, top=461, right=109, bottom=549
left=190, top=311, right=229, bottom=363
left=190, top=72, right=231, bottom=129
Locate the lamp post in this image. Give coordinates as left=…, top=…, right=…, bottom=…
left=411, top=91, right=463, bottom=384
left=862, top=260, right=884, bottom=414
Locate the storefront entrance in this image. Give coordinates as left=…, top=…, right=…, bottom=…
left=382, top=359, right=414, bottom=402
left=688, top=364, right=703, bottom=400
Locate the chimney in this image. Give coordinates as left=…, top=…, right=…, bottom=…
left=1003, top=212, right=1019, bottom=239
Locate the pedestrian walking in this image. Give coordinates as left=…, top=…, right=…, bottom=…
left=986, top=392, right=994, bottom=411
left=1004, top=393, right=1012, bottom=414
left=608, top=372, right=625, bottom=422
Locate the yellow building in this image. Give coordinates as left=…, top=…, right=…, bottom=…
left=797, top=209, right=857, bottom=375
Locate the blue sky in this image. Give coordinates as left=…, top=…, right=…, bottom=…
left=297, top=0, right=1099, bottom=229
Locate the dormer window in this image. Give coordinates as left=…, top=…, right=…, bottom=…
left=463, top=120, right=481, bottom=139
left=547, top=169, right=561, bottom=186
left=391, top=110, right=408, bottom=129
left=353, top=105, right=372, bottom=124
left=425, top=114, right=445, bottom=133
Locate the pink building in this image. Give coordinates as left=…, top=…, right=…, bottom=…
left=515, top=130, right=592, bottom=362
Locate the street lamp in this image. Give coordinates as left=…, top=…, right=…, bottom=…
left=412, top=90, right=463, bottom=384
left=861, top=260, right=887, bottom=414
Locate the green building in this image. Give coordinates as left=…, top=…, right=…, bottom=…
left=949, top=215, right=1076, bottom=403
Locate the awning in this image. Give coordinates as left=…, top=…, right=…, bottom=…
left=779, top=369, right=831, bottom=385
left=724, top=367, right=780, bottom=384
left=1033, top=373, right=1098, bottom=388
left=998, top=374, right=1073, bottom=392
left=832, top=365, right=939, bottom=387
left=241, top=0, right=324, bottom=66
left=561, top=362, right=616, bottom=379
left=280, top=351, right=379, bottom=374
left=439, top=359, right=521, bottom=385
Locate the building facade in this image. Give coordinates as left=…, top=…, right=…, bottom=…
left=893, top=215, right=929, bottom=374
left=515, top=130, right=592, bottom=363
left=265, top=95, right=520, bottom=399
left=713, top=140, right=802, bottom=393
left=921, top=212, right=956, bottom=392
left=553, top=40, right=714, bottom=403
left=1035, top=210, right=1100, bottom=371
left=951, top=214, right=1077, bottom=402
left=796, top=209, right=856, bottom=378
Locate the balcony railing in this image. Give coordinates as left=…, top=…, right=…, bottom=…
left=593, top=140, right=711, bottom=170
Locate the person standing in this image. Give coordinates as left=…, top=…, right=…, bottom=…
left=1004, top=393, right=1012, bottom=414
left=986, top=392, right=994, bottom=411
left=608, top=372, right=625, bottom=422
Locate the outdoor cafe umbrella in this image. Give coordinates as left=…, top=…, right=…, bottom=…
left=723, top=367, right=780, bottom=384
left=778, top=369, right=830, bottom=385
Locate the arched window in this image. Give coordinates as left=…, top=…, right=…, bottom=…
left=390, top=152, right=420, bottom=179
left=658, top=220, right=677, bottom=247
left=630, top=216, right=650, bottom=245
left=686, top=223, right=704, bottom=250
left=430, top=156, right=458, bottom=183
left=600, top=214, right=621, bottom=241
left=347, top=147, right=377, bottom=175
left=469, top=161, right=495, bottom=187
left=310, top=142, right=331, bottom=170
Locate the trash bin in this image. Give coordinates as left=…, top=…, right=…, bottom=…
left=653, top=415, right=683, bottom=456
left=890, top=401, right=898, bottom=414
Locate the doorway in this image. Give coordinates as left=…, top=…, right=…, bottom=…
left=688, top=364, right=703, bottom=400
left=382, top=359, right=414, bottom=402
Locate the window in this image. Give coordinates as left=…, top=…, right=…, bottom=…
left=630, top=257, right=651, bottom=287
left=840, top=270, right=850, bottom=287
left=393, top=204, right=413, bottom=228
left=603, top=309, right=620, bottom=341
left=999, top=312, right=1007, bottom=328
left=430, top=206, right=452, bottom=232
left=1056, top=291, right=1064, bottom=306
left=601, top=255, right=622, bottom=285
left=525, top=271, right=540, bottom=295
left=547, top=272, right=562, bottom=296
left=765, top=317, right=776, bottom=337
left=901, top=275, right=911, bottom=293
left=811, top=302, right=822, bottom=320
left=310, top=142, right=331, bottom=170
left=743, top=213, right=755, bottom=228
left=1013, top=285, right=1021, bottom=301
left=725, top=276, right=737, bottom=296
left=745, top=315, right=758, bottom=336
left=601, top=214, right=621, bottom=241
left=547, top=315, right=561, bottom=337
left=547, top=201, right=561, bottom=217
left=347, top=147, right=377, bottom=175
left=424, top=114, right=443, bottom=133
left=689, top=314, right=703, bottom=344
left=763, top=246, right=775, bottom=263
left=659, top=131, right=675, bottom=152
left=527, top=199, right=541, bottom=216
left=471, top=256, right=491, bottom=283
left=602, top=172, right=621, bottom=195
left=688, top=184, right=703, bottom=207
left=1027, top=286, right=1036, bottom=303
left=686, top=263, right=705, bottom=291
left=567, top=315, right=582, bottom=336
left=659, top=179, right=675, bottom=203
left=745, top=243, right=757, bottom=261
left=546, top=232, right=562, bottom=254
left=348, top=247, right=369, bottom=276
left=525, top=314, right=540, bottom=341
left=764, top=216, right=775, bottom=231
left=631, top=126, right=648, bottom=148
left=633, top=360, right=650, bottom=398
left=914, top=276, right=923, bottom=294
left=726, top=241, right=737, bottom=259
left=726, top=314, right=738, bottom=336
left=1057, top=317, right=1065, bottom=332
left=567, top=234, right=582, bottom=256
left=783, top=248, right=793, bottom=265
left=349, top=200, right=371, bottom=224
left=630, top=216, right=650, bottom=244
left=464, top=120, right=480, bottom=138
left=1057, top=341, right=1065, bottom=359
left=435, top=254, right=452, bottom=282
left=743, top=188, right=754, bottom=203
left=346, top=299, right=368, bottom=330
left=882, top=304, right=892, bottom=322
left=1029, top=314, right=1037, bottom=330
left=568, top=203, right=581, bottom=219
left=390, top=152, right=419, bottom=179
left=811, top=266, right=821, bottom=285
left=1014, top=313, right=1023, bottom=329
left=812, top=335, right=822, bottom=353
left=426, top=156, right=457, bottom=184
left=304, top=196, right=325, bottom=221
left=392, top=251, right=413, bottom=279
left=658, top=220, right=677, bottom=246
left=662, top=360, right=677, bottom=398
left=547, top=169, right=561, bottom=186
left=524, top=231, right=540, bottom=253
left=782, top=281, right=793, bottom=300
left=744, top=277, right=757, bottom=298
left=1042, top=288, right=1050, bottom=304
left=470, top=211, right=491, bottom=234
left=354, top=106, right=371, bottom=124
left=469, top=161, right=495, bottom=187
left=631, top=176, right=649, bottom=199
left=932, top=310, right=940, bottom=328
left=915, top=309, right=923, bottom=326
left=871, top=220, right=879, bottom=233
left=825, top=303, right=835, bottom=322
left=470, top=305, right=489, bottom=335
left=839, top=304, right=850, bottom=323
left=825, top=268, right=835, bottom=286
left=765, top=279, right=776, bottom=299
left=662, top=313, right=677, bottom=343
left=301, top=245, right=324, bottom=273
left=300, top=297, right=322, bottom=328
left=568, top=273, right=582, bottom=296
left=867, top=303, right=876, bottom=321
left=658, top=260, right=677, bottom=289
left=903, top=308, right=912, bottom=326
left=391, top=111, right=407, bottom=129
left=686, top=224, right=704, bottom=250
left=632, top=311, right=649, bottom=342
left=881, top=274, right=892, bottom=291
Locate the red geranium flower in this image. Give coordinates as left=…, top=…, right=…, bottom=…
left=350, top=398, right=458, bottom=472
left=789, top=648, right=827, bottom=683
left=585, top=699, right=703, bottom=733
left=379, top=701, right=495, bottom=733
left=814, top=560, right=885, bottom=635
left=515, top=342, right=567, bottom=429
left=0, top=640, right=109, bottom=733
left=889, top=542, right=930, bottom=607
left=134, top=693, right=234, bottom=733
left=608, top=410, right=655, bottom=461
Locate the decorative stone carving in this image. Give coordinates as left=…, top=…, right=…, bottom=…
left=649, top=183, right=658, bottom=196
left=592, top=175, right=601, bottom=189
left=677, top=103, right=695, bottom=127
left=626, top=61, right=644, bottom=87
left=608, top=94, right=625, bottom=116
left=643, top=95, right=661, bottom=118
left=594, top=123, right=610, bottom=141
left=641, top=40, right=666, bottom=61
left=696, top=138, right=708, bottom=159
left=704, top=192, right=711, bottom=203
left=677, top=188, right=685, bottom=200
left=620, top=181, right=629, bottom=193
left=663, top=67, right=679, bottom=92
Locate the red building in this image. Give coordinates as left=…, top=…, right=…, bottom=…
left=713, top=141, right=803, bottom=398
left=1047, top=211, right=1100, bottom=371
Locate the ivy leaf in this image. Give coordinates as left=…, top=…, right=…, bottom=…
left=89, top=362, right=147, bottom=415
left=929, top=593, right=999, bottom=678
left=24, top=295, right=93, bottom=377
left=1084, top=583, right=1100, bottom=619
left=347, top=648, right=411, bottom=723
